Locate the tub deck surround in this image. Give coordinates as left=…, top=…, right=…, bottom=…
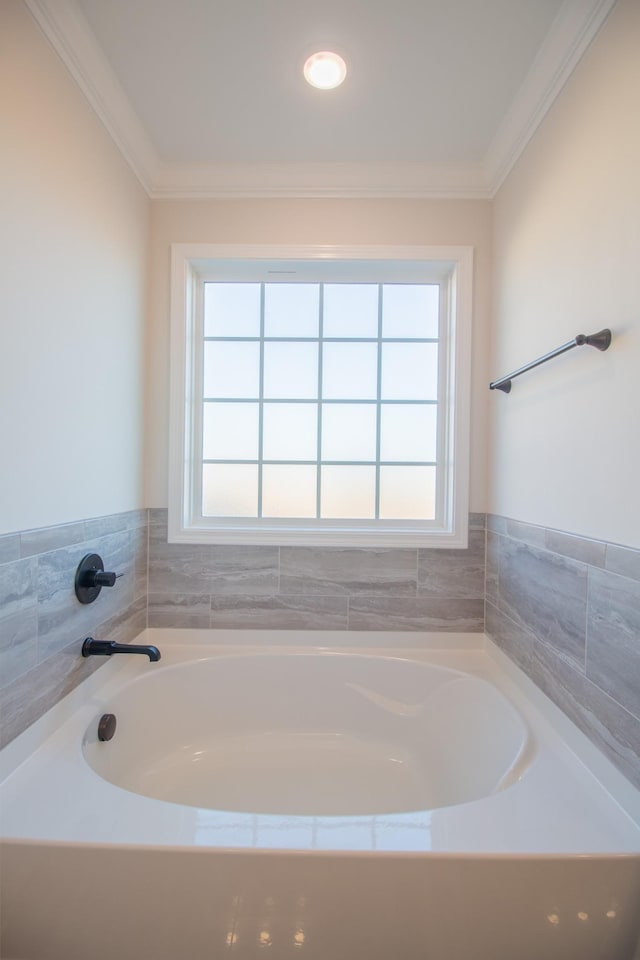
left=2, top=631, right=640, bottom=960
left=1, top=630, right=639, bottom=853
left=147, top=509, right=486, bottom=631
left=486, top=514, right=640, bottom=790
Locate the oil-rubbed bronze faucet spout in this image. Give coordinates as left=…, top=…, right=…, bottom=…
left=81, top=637, right=161, bottom=661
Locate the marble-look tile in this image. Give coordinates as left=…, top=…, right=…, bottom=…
left=606, top=543, right=640, bottom=583
left=92, top=596, right=148, bottom=645
left=485, top=532, right=500, bottom=606
left=486, top=514, right=508, bottom=535
left=0, top=512, right=149, bottom=750
left=497, top=538, right=587, bottom=672
left=36, top=531, right=135, bottom=660
left=0, top=597, right=147, bottom=748
left=20, top=522, right=87, bottom=558
left=0, top=608, right=38, bottom=687
left=586, top=567, right=640, bottom=721
left=545, top=529, right=606, bottom=567
left=210, top=595, right=348, bottom=630
left=117, top=508, right=148, bottom=530
left=133, top=526, right=149, bottom=602
left=347, top=597, right=484, bottom=632
left=149, top=507, right=169, bottom=528
left=280, top=547, right=417, bottom=596
left=83, top=512, right=132, bottom=539
left=149, top=538, right=279, bottom=595
left=0, top=558, right=37, bottom=617
left=529, top=637, right=640, bottom=791
left=505, top=518, right=547, bottom=548
left=148, top=534, right=218, bottom=593
left=207, top=546, right=280, bottom=595
left=417, top=530, right=485, bottom=599
left=149, top=516, right=277, bottom=594
left=485, top=600, right=536, bottom=674
left=0, top=636, right=106, bottom=750
left=0, top=534, right=21, bottom=565
left=148, top=593, right=211, bottom=629
left=90, top=528, right=140, bottom=589
left=468, top=513, right=486, bottom=531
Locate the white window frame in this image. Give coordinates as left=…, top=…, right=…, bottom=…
left=169, top=243, right=473, bottom=547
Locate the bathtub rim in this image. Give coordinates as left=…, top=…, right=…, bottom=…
left=1, top=629, right=639, bottom=851
left=3, top=834, right=640, bottom=864
left=2, top=627, right=637, bottom=823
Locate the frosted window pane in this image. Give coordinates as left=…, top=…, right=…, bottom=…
left=382, top=285, right=439, bottom=339
left=379, top=466, right=436, bottom=519
left=380, top=404, right=437, bottom=462
left=262, top=465, right=317, bottom=518
left=204, top=342, right=260, bottom=398
left=381, top=343, right=438, bottom=401
left=321, top=466, right=376, bottom=519
left=263, top=342, right=318, bottom=399
left=322, top=343, right=378, bottom=399
left=263, top=403, right=317, bottom=461
left=321, top=404, right=377, bottom=461
left=204, top=283, right=261, bottom=337
left=202, top=464, right=258, bottom=517
left=323, top=284, right=379, bottom=338
left=264, top=284, right=319, bottom=337
left=203, top=403, right=259, bottom=460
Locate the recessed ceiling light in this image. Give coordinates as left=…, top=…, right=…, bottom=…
left=303, top=51, right=347, bottom=90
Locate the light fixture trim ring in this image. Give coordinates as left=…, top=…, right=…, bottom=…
left=303, top=50, right=347, bottom=90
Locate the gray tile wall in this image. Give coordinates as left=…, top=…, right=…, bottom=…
left=3, top=506, right=639, bottom=795
left=148, top=509, right=486, bottom=635
left=0, top=510, right=148, bottom=748
left=486, top=515, right=640, bottom=789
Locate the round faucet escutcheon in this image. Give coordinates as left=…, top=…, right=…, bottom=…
left=75, top=554, right=120, bottom=604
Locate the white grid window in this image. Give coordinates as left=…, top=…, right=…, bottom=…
left=201, top=281, right=439, bottom=521
left=169, top=245, right=472, bottom=547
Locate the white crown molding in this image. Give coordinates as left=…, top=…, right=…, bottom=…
left=484, top=0, right=618, bottom=196
left=150, top=161, right=490, bottom=200
left=23, top=0, right=616, bottom=201
left=23, top=0, right=159, bottom=193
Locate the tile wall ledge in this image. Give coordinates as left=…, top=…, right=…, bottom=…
left=487, top=514, right=640, bottom=581
left=0, top=509, right=148, bottom=563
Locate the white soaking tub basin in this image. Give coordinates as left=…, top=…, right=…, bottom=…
left=83, top=653, right=529, bottom=816
left=2, top=629, right=640, bottom=960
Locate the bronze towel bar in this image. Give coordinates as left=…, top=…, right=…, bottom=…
left=489, top=328, right=611, bottom=394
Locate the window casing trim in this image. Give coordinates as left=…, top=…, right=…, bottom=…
left=169, top=244, right=473, bottom=547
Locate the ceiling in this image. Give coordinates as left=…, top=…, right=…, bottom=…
left=26, top=0, right=616, bottom=197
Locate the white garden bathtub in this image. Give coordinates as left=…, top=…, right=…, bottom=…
left=83, top=652, right=530, bottom=817
left=1, top=629, right=640, bottom=960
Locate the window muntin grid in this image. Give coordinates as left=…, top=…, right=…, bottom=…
left=200, top=281, right=439, bottom=521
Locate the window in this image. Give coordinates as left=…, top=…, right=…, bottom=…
left=169, top=245, right=472, bottom=547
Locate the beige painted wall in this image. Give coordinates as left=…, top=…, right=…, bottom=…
left=0, top=0, right=149, bottom=535
left=147, top=197, right=492, bottom=510
left=490, top=0, right=640, bottom=548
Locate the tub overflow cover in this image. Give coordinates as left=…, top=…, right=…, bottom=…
left=98, top=714, right=117, bottom=742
